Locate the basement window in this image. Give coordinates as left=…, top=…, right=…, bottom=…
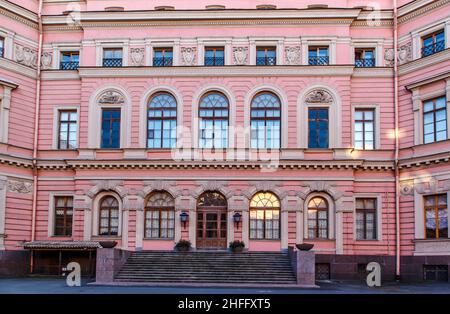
left=315, top=263, right=330, bottom=280
left=424, top=265, right=448, bottom=281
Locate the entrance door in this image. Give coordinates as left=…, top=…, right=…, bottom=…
left=196, top=192, right=227, bottom=249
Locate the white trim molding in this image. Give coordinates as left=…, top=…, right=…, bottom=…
left=47, top=192, right=75, bottom=237
left=353, top=193, right=383, bottom=241
left=0, top=79, right=17, bottom=144
left=52, top=105, right=80, bottom=150
left=351, top=104, right=381, bottom=150
left=87, top=85, right=132, bottom=149
left=297, top=84, right=342, bottom=149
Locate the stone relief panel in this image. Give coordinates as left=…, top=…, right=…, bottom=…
left=284, top=46, right=301, bottom=65
left=233, top=46, right=248, bottom=65
left=181, top=47, right=197, bottom=65
left=86, top=180, right=128, bottom=199
left=400, top=180, right=415, bottom=196
left=415, top=178, right=450, bottom=195
left=41, top=52, right=52, bottom=69
left=130, top=48, right=144, bottom=66
left=384, top=42, right=412, bottom=66
left=7, top=180, right=33, bottom=194
left=98, top=90, right=125, bottom=104
left=14, top=44, right=38, bottom=69
left=305, top=89, right=333, bottom=104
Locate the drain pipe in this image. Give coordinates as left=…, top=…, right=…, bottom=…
left=30, top=0, right=44, bottom=273
left=393, top=0, right=401, bottom=280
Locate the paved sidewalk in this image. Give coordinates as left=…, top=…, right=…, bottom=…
left=0, top=278, right=449, bottom=294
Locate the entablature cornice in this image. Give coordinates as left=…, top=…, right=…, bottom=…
left=398, top=0, right=450, bottom=24
left=399, top=48, right=450, bottom=76
left=0, top=0, right=38, bottom=29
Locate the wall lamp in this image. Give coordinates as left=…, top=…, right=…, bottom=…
left=233, top=212, right=242, bottom=230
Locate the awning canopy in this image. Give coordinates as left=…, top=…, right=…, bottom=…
left=22, top=241, right=100, bottom=250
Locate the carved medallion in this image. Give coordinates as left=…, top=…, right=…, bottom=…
left=285, top=46, right=301, bottom=65
left=98, top=90, right=125, bottom=104
left=305, top=89, right=333, bottom=103
left=130, top=48, right=144, bottom=66
left=181, top=47, right=197, bottom=66
left=233, top=47, right=248, bottom=65
left=41, top=52, right=52, bottom=70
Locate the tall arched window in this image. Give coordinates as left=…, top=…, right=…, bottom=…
left=198, top=92, right=229, bottom=149
left=99, top=196, right=119, bottom=236
left=250, top=92, right=281, bottom=149
left=307, top=197, right=328, bottom=239
left=145, top=191, right=175, bottom=239
left=147, top=92, right=177, bottom=148
left=250, top=192, right=280, bottom=239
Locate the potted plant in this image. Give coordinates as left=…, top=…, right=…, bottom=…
left=296, top=243, right=314, bottom=251
left=175, top=239, right=191, bottom=252
left=229, top=240, right=245, bottom=253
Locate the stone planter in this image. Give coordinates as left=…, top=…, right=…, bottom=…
left=296, top=243, right=314, bottom=251
left=175, top=246, right=191, bottom=252
left=99, top=241, right=118, bottom=248
left=231, top=247, right=244, bottom=253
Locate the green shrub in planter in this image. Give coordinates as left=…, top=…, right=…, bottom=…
left=175, top=239, right=191, bottom=252
left=229, top=240, right=245, bottom=252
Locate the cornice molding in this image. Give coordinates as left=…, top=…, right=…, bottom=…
left=76, top=65, right=356, bottom=78
left=41, top=70, right=80, bottom=81
left=398, top=0, right=450, bottom=24
left=399, top=48, right=450, bottom=76
left=0, top=57, right=37, bottom=79
left=0, top=0, right=38, bottom=29
left=405, top=71, right=450, bottom=90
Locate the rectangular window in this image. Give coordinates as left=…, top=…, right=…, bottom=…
left=308, top=46, right=329, bottom=65
left=54, top=196, right=73, bottom=236
left=422, top=30, right=445, bottom=57
left=102, top=48, right=123, bottom=67
left=423, top=96, right=447, bottom=144
left=308, top=108, right=329, bottom=148
left=145, top=209, right=175, bottom=239
left=256, top=47, right=276, bottom=66
left=0, top=37, right=4, bottom=58
left=354, top=109, right=375, bottom=150
left=356, top=198, right=377, bottom=240
left=60, top=52, right=79, bottom=70
left=101, top=108, right=121, bottom=149
left=249, top=209, right=280, bottom=239
left=424, top=194, right=448, bottom=239
left=204, top=47, right=225, bottom=66
left=355, top=48, right=375, bottom=67
left=424, top=265, right=449, bottom=281
left=58, top=110, right=77, bottom=149
left=153, top=47, right=173, bottom=67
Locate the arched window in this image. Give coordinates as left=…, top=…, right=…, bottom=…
left=198, top=92, right=229, bottom=149
left=99, top=196, right=119, bottom=236
left=250, top=92, right=281, bottom=149
left=145, top=191, right=175, bottom=239
left=307, top=197, right=328, bottom=239
left=249, top=192, right=280, bottom=240
left=147, top=92, right=177, bottom=148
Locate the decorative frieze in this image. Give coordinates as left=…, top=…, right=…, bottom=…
left=284, top=46, right=301, bottom=65
left=7, top=180, right=33, bottom=194
left=130, top=48, right=144, bottom=66
left=14, top=44, right=38, bottom=69
left=233, top=47, right=248, bottom=65
left=384, top=42, right=412, bottom=66
left=414, top=178, right=450, bottom=195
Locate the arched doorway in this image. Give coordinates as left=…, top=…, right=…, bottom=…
left=196, top=191, right=227, bottom=249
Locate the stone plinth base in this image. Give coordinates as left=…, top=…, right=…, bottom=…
left=95, top=248, right=131, bottom=284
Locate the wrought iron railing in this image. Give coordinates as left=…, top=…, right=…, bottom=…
left=153, top=57, right=173, bottom=67
left=422, top=41, right=445, bottom=57
left=308, top=56, right=329, bottom=65
left=0, top=47, right=3, bottom=58
left=204, top=57, right=225, bottom=66
left=355, top=58, right=375, bottom=67
left=256, top=56, right=276, bottom=66
left=60, top=61, right=79, bottom=70
left=102, top=58, right=122, bottom=67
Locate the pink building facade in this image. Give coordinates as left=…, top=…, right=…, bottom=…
left=0, top=0, right=449, bottom=281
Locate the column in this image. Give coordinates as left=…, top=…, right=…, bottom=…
left=335, top=210, right=343, bottom=255
left=242, top=208, right=249, bottom=247
left=281, top=209, right=288, bottom=250
left=249, top=40, right=256, bottom=65
left=121, top=209, right=129, bottom=249
left=296, top=209, right=303, bottom=245
left=227, top=210, right=235, bottom=244
left=0, top=176, right=7, bottom=250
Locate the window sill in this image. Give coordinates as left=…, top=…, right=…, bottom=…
left=143, top=238, right=175, bottom=241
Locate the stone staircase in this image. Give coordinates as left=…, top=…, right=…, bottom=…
left=114, top=250, right=297, bottom=285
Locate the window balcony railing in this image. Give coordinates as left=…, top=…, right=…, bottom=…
left=60, top=61, right=79, bottom=70
left=355, top=58, right=375, bottom=67
left=153, top=57, right=173, bottom=67
left=308, top=56, right=329, bottom=65
left=204, top=57, right=225, bottom=66
left=102, top=58, right=123, bottom=67
left=256, top=56, right=276, bottom=66
left=0, top=47, right=3, bottom=58
left=422, top=41, right=445, bottom=57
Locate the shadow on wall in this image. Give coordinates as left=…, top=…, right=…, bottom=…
left=0, top=250, right=30, bottom=277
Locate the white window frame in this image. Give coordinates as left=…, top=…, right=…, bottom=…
left=302, top=38, right=337, bottom=65
left=353, top=194, right=383, bottom=241
left=0, top=28, right=15, bottom=60
left=51, top=43, right=81, bottom=70
left=95, top=40, right=129, bottom=66
left=411, top=18, right=449, bottom=60
left=48, top=193, right=75, bottom=237
left=249, top=37, right=284, bottom=65
left=351, top=104, right=381, bottom=150
left=92, top=191, right=123, bottom=237
left=0, top=80, right=17, bottom=144
left=53, top=105, right=80, bottom=150
left=350, top=40, right=383, bottom=66
left=198, top=37, right=232, bottom=66
left=146, top=38, right=180, bottom=66
left=303, top=192, right=335, bottom=241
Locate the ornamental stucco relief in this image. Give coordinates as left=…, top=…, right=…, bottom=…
left=14, top=44, right=38, bottom=69
left=40, top=52, right=52, bottom=69
left=130, top=48, right=144, bottom=66
left=415, top=178, right=450, bottom=195
left=233, top=47, right=248, bottom=65
left=181, top=47, right=197, bottom=65
left=98, top=90, right=125, bottom=104
left=8, top=180, right=33, bottom=194
left=284, top=46, right=301, bottom=65
left=384, top=42, right=412, bottom=66
left=86, top=180, right=127, bottom=199
left=305, top=89, right=333, bottom=104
